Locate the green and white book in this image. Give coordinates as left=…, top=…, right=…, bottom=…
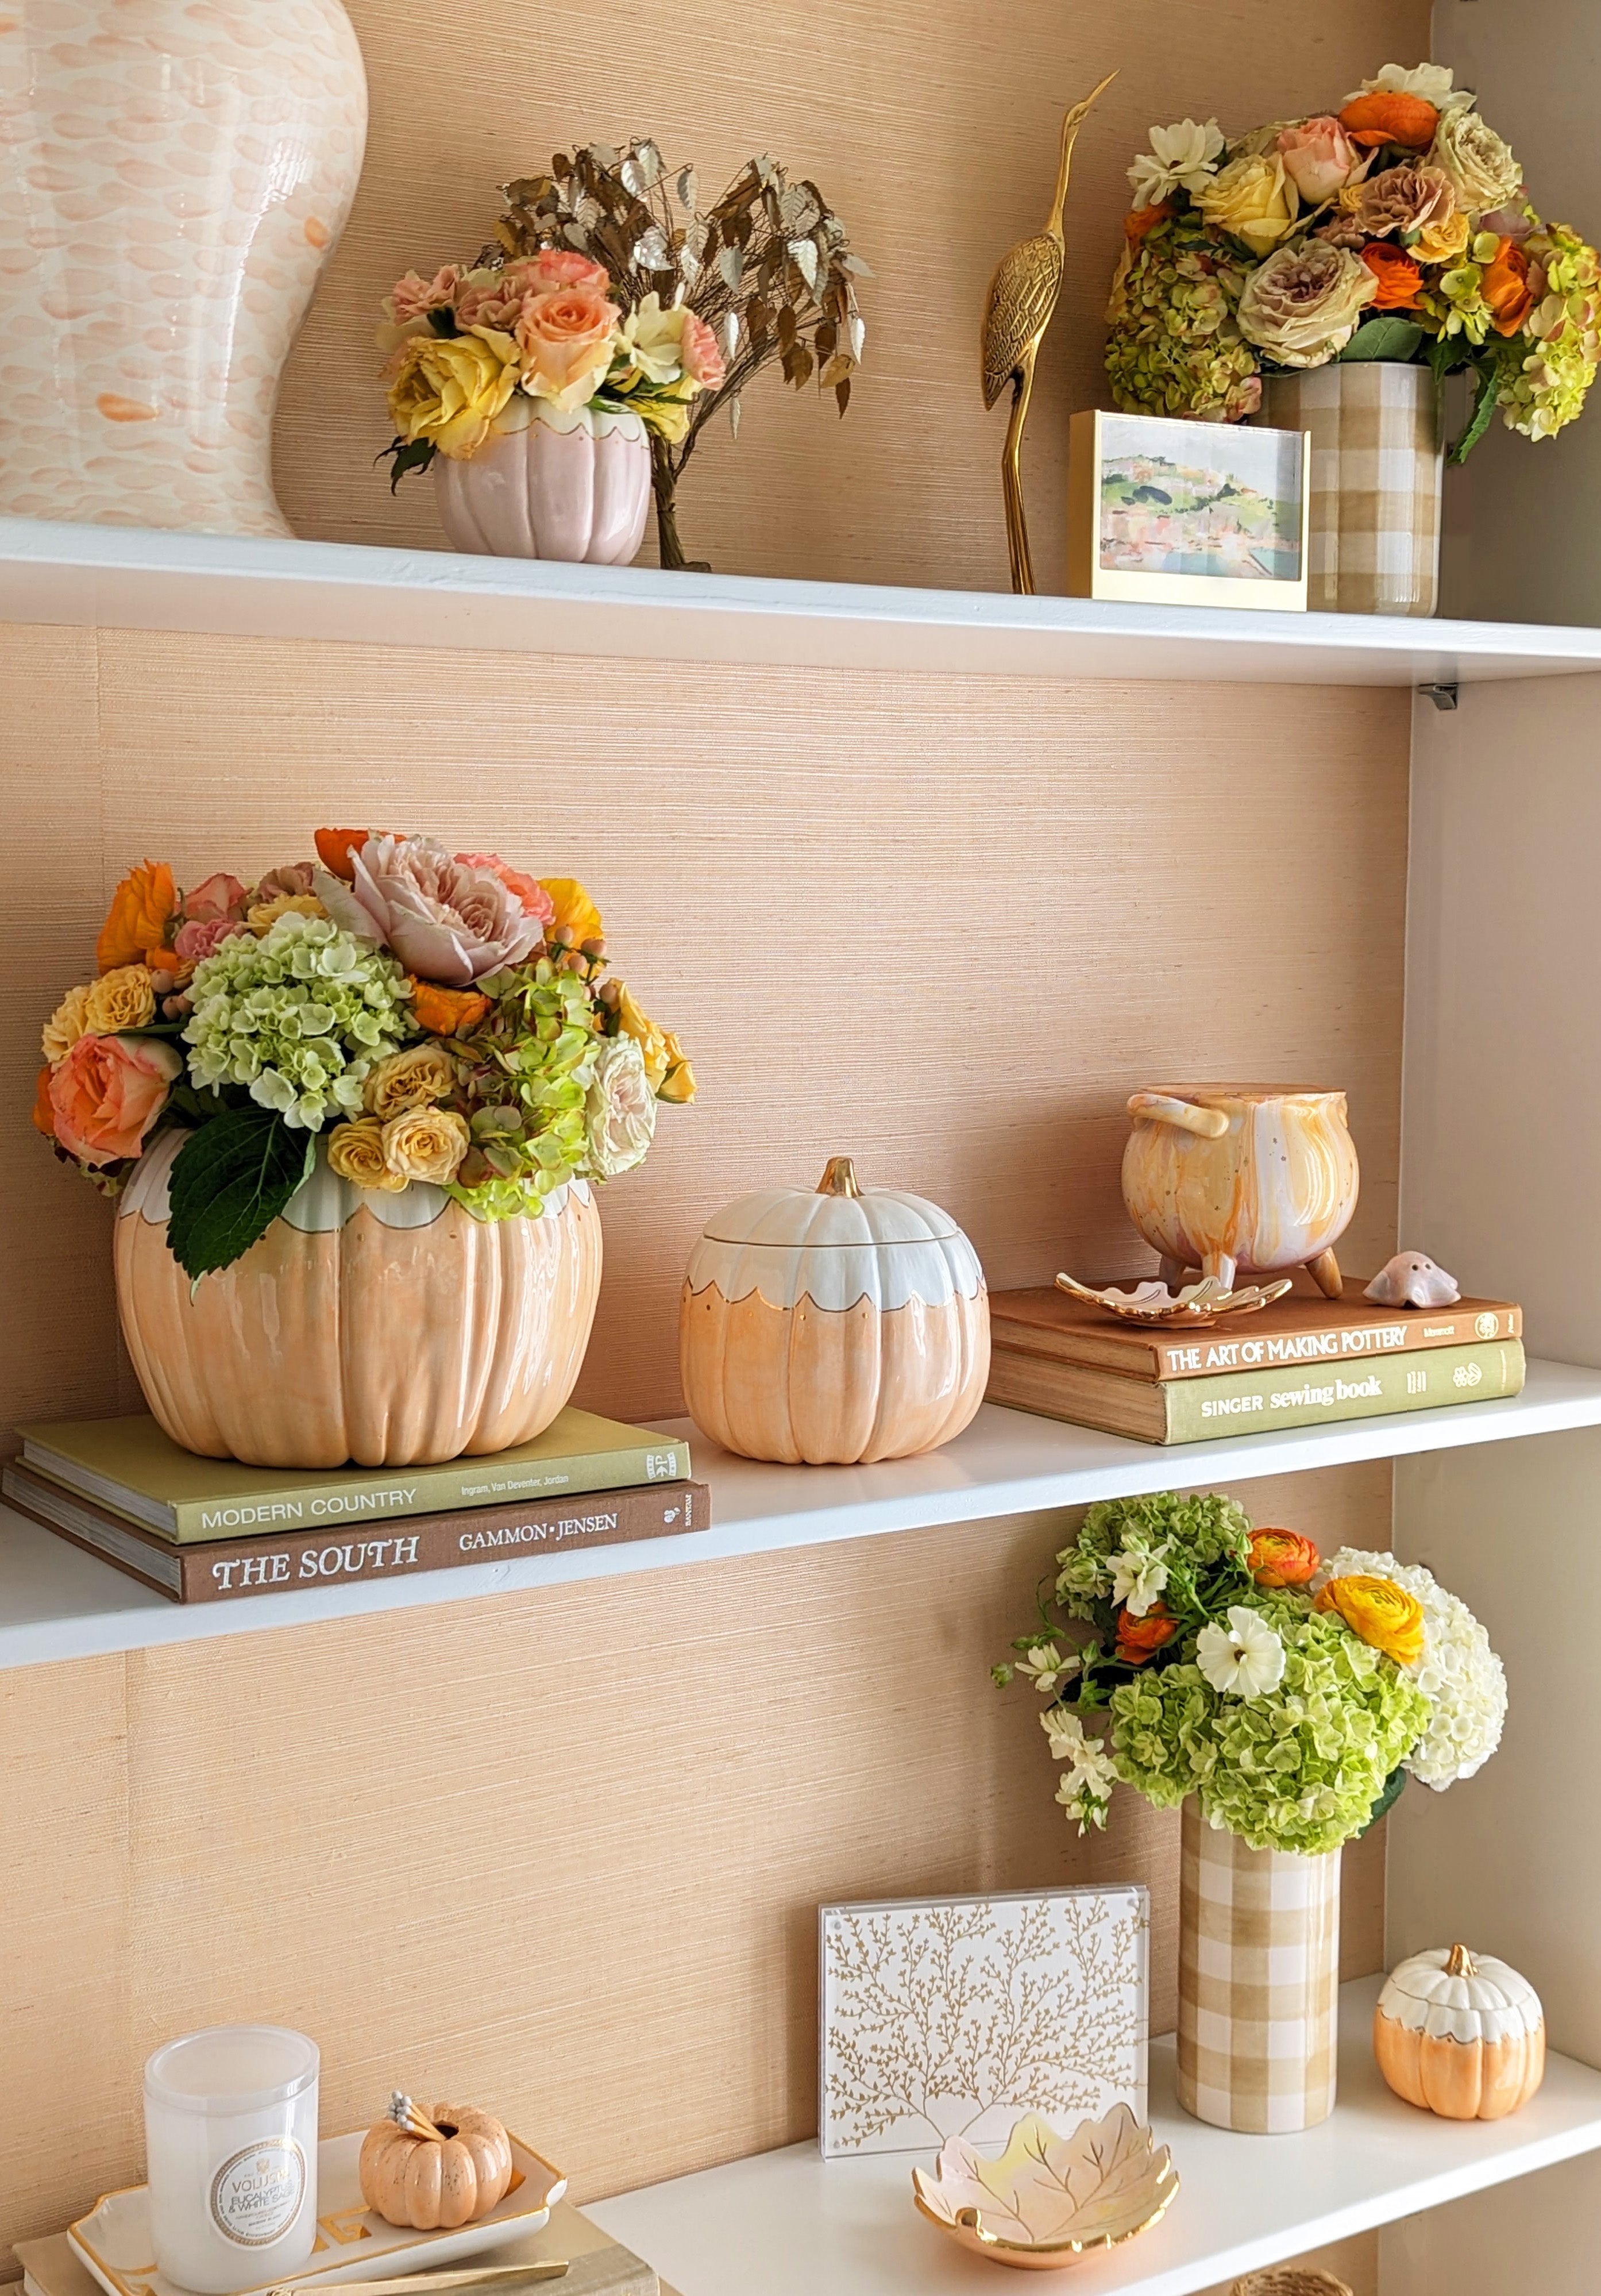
left=15, top=1405, right=691, bottom=1542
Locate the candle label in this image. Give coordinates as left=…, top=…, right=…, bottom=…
left=209, top=2138, right=307, bottom=2245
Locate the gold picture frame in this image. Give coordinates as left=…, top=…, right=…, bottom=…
left=1068, top=409, right=1310, bottom=611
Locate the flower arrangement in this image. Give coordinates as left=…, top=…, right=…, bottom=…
left=34, top=833, right=693, bottom=1278
left=1108, top=61, right=1600, bottom=457
left=997, top=1491, right=1503, bottom=1855
left=383, top=139, right=868, bottom=569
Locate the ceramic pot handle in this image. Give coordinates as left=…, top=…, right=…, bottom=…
left=1127, top=1092, right=1230, bottom=1140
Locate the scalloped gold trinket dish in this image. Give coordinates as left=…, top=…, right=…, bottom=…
left=912, top=2106, right=1177, bottom=2271
left=1056, top=1272, right=1293, bottom=1328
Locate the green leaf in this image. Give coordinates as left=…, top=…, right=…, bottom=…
left=166, top=1108, right=315, bottom=1280
left=1338, top=317, right=1425, bottom=364
left=1449, top=360, right=1502, bottom=463
left=379, top=436, right=437, bottom=492
left=1360, top=1763, right=1407, bottom=1836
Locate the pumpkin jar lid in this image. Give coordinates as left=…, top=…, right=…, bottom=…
left=702, top=1157, right=965, bottom=1248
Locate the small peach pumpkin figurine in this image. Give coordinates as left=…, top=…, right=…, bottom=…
left=359, top=2098, right=514, bottom=2229
left=679, top=1155, right=989, bottom=1465
left=1374, top=1943, right=1545, bottom=2120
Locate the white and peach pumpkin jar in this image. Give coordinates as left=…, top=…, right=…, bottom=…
left=1374, top=1944, right=1546, bottom=2121
left=679, top=1156, right=990, bottom=1466
left=434, top=401, right=652, bottom=564
left=115, top=1130, right=603, bottom=1468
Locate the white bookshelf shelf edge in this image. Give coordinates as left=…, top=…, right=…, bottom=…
left=3, top=515, right=1601, bottom=685
left=1, top=1362, right=1598, bottom=1670
left=587, top=1977, right=1601, bottom=2296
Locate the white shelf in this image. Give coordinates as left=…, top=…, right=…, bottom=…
left=586, top=1977, right=1601, bottom=2296
left=1, top=1362, right=1599, bottom=1671
left=3, top=515, right=1601, bottom=686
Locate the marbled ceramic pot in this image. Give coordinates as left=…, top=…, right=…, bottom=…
left=0, top=0, right=367, bottom=536
left=115, top=1131, right=603, bottom=1467
left=435, top=403, right=652, bottom=563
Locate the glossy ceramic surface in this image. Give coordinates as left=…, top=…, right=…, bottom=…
left=434, top=403, right=651, bottom=563
left=1121, top=1085, right=1359, bottom=1294
left=1375, top=1946, right=1546, bottom=2121
left=115, top=1131, right=603, bottom=1467
left=0, top=0, right=366, bottom=536
left=911, top=2106, right=1178, bottom=2271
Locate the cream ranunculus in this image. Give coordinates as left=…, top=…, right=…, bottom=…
left=584, top=1034, right=657, bottom=1180
left=327, top=1116, right=409, bottom=1192
left=1429, top=107, right=1522, bottom=217
left=83, top=964, right=157, bottom=1034
left=382, top=1107, right=471, bottom=1185
left=363, top=1041, right=456, bottom=1120
left=387, top=327, right=520, bottom=459
left=43, top=983, right=92, bottom=1066
left=1195, top=152, right=1301, bottom=256
left=1237, top=240, right=1377, bottom=365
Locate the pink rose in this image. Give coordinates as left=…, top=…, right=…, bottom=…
left=508, top=250, right=611, bottom=296
left=321, top=834, right=544, bottom=985
left=680, top=308, right=727, bottom=388
left=183, top=872, right=248, bottom=923
left=173, top=916, right=243, bottom=964
left=389, top=265, right=465, bottom=322
left=452, top=276, right=527, bottom=333
left=49, top=1034, right=181, bottom=1166
left=516, top=286, right=622, bottom=413
left=455, top=853, right=555, bottom=927
left=1277, top=118, right=1371, bottom=205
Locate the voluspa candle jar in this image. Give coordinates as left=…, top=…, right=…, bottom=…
left=144, top=2026, right=319, bottom=2293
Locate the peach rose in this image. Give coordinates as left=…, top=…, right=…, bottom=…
left=183, top=872, right=248, bottom=924
left=515, top=286, right=622, bottom=413
left=98, top=860, right=176, bottom=972
left=456, top=853, right=555, bottom=926
left=508, top=250, right=611, bottom=296
left=32, top=1064, right=57, bottom=1138
left=1277, top=117, right=1371, bottom=205
left=49, top=1034, right=181, bottom=1165
left=382, top=1107, right=470, bottom=1185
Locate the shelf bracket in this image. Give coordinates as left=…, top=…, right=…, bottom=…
left=1418, top=681, right=1459, bottom=712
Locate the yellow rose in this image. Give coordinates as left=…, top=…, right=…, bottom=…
left=1196, top=152, right=1301, bottom=256
left=327, top=1117, right=409, bottom=1192
left=43, top=983, right=92, bottom=1066
left=248, top=893, right=327, bottom=937
left=82, top=964, right=156, bottom=1034
left=657, top=1030, right=696, bottom=1104
left=383, top=1107, right=471, bottom=1185
left=1415, top=209, right=1471, bottom=265
left=617, top=985, right=670, bottom=1092
left=363, top=1042, right=456, bottom=1120
left=1315, top=1574, right=1426, bottom=1667
left=387, top=327, right=520, bottom=460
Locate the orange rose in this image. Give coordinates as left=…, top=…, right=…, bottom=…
left=1482, top=237, right=1536, bottom=336
left=1249, top=1528, right=1321, bottom=1588
left=48, top=1034, right=182, bottom=1166
left=315, top=827, right=372, bottom=883
left=1125, top=201, right=1173, bottom=241
left=1116, top=1605, right=1179, bottom=1666
left=1338, top=93, right=1440, bottom=151
left=97, top=860, right=176, bottom=972
left=32, top=1064, right=57, bottom=1138
left=407, top=977, right=491, bottom=1037
left=1359, top=242, right=1423, bottom=311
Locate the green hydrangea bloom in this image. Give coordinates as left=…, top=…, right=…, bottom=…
left=1421, top=236, right=1498, bottom=347
left=1056, top=1490, right=1253, bottom=1618
left=1498, top=221, right=1601, bottom=440
left=1107, top=1593, right=1430, bottom=1855
left=443, top=959, right=603, bottom=1222
left=183, top=914, right=413, bottom=1130
left=1105, top=213, right=1261, bottom=421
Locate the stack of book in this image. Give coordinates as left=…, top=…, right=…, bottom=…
left=1, top=1405, right=709, bottom=1603
left=986, top=1282, right=1525, bottom=1444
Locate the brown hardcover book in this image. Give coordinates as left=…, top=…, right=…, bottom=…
left=990, top=1281, right=1522, bottom=1382
left=3, top=1461, right=709, bottom=1604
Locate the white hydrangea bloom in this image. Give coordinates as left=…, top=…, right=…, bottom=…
left=1128, top=118, right=1226, bottom=207
left=1315, top=1546, right=1506, bottom=1788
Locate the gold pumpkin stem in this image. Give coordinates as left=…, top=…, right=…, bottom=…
left=1445, top=1943, right=1477, bottom=1979
left=817, top=1156, right=862, bottom=1198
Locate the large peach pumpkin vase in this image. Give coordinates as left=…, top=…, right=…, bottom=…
left=115, top=1130, right=603, bottom=1469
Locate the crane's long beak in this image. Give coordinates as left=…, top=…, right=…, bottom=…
left=1067, top=68, right=1119, bottom=129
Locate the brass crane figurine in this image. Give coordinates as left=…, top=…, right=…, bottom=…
left=981, top=71, right=1117, bottom=594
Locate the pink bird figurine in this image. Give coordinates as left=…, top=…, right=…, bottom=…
left=1365, top=1251, right=1462, bottom=1309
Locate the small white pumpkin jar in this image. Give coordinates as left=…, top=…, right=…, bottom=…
left=1374, top=1943, right=1545, bottom=2120
left=679, top=1156, right=989, bottom=1464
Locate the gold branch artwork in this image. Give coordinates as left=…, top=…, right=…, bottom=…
left=820, top=1887, right=1147, bottom=2157
left=981, top=72, right=1116, bottom=594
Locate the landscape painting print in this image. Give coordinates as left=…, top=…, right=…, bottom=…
left=1100, top=413, right=1302, bottom=581
left=819, top=1885, right=1148, bottom=2159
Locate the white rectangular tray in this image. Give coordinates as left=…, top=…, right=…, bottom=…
left=70, top=2128, right=567, bottom=2296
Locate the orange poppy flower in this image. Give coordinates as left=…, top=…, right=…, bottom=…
left=1125, top=201, right=1172, bottom=242
left=1248, top=1528, right=1321, bottom=1588
left=1116, top=1605, right=1179, bottom=1666
left=408, top=977, right=491, bottom=1036
left=97, top=860, right=176, bottom=973
left=1481, top=236, right=1536, bottom=336
left=1337, top=92, right=1440, bottom=151
left=314, top=827, right=373, bottom=882
left=1360, top=242, right=1424, bottom=311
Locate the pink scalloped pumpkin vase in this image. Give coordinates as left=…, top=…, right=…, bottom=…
left=434, top=404, right=652, bottom=563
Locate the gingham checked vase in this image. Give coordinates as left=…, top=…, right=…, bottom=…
left=1177, top=1797, right=1341, bottom=2133
left=1263, top=364, right=1442, bottom=617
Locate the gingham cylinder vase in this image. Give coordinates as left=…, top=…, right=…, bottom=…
left=1176, top=1798, right=1341, bottom=2133
left=1263, top=365, right=1442, bottom=617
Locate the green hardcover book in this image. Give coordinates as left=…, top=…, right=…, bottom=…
left=986, top=1338, right=1526, bottom=1444
left=16, top=1406, right=691, bottom=1542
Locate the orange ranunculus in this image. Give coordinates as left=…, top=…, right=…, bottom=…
left=315, top=827, right=373, bottom=882
left=1482, top=236, right=1536, bottom=336
left=1315, top=1573, right=1426, bottom=1666
left=408, top=976, right=491, bottom=1036
left=1125, top=201, right=1173, bottom=241
left=1360, top=242, right=1424, bottom=311
left=97, top=860, right=176, bottom=973
left=48, top=1033, right=182, bottom=1166
left=1249, top=1528, right=1321, bottom=1588
left=539, top=877, right=604, bottom=945
left=1338, top=92, right=1440, bottom=151
left=1116, top=1605, right=1179, bottom=1666
left=32, top=1064, right=57, bottom=1138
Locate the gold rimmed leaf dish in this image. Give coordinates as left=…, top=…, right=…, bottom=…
left=1056, top=1272, right=1294, bottom=1328
left=911, top=2105, right=1178, bottom=2271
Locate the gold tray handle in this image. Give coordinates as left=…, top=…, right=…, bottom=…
left=1126, top=1092, right=1230, bottom=1141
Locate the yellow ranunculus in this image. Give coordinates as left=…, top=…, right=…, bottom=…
left=539, top=878, right=604, bottom=945
left=387, top=327, right=520, bottom=460
left=1316, top=1574, right=1426, bottom=1667
left=1196, top=152, right=1301, bottom=256
left=616, top=985, right=669, bottom=1092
